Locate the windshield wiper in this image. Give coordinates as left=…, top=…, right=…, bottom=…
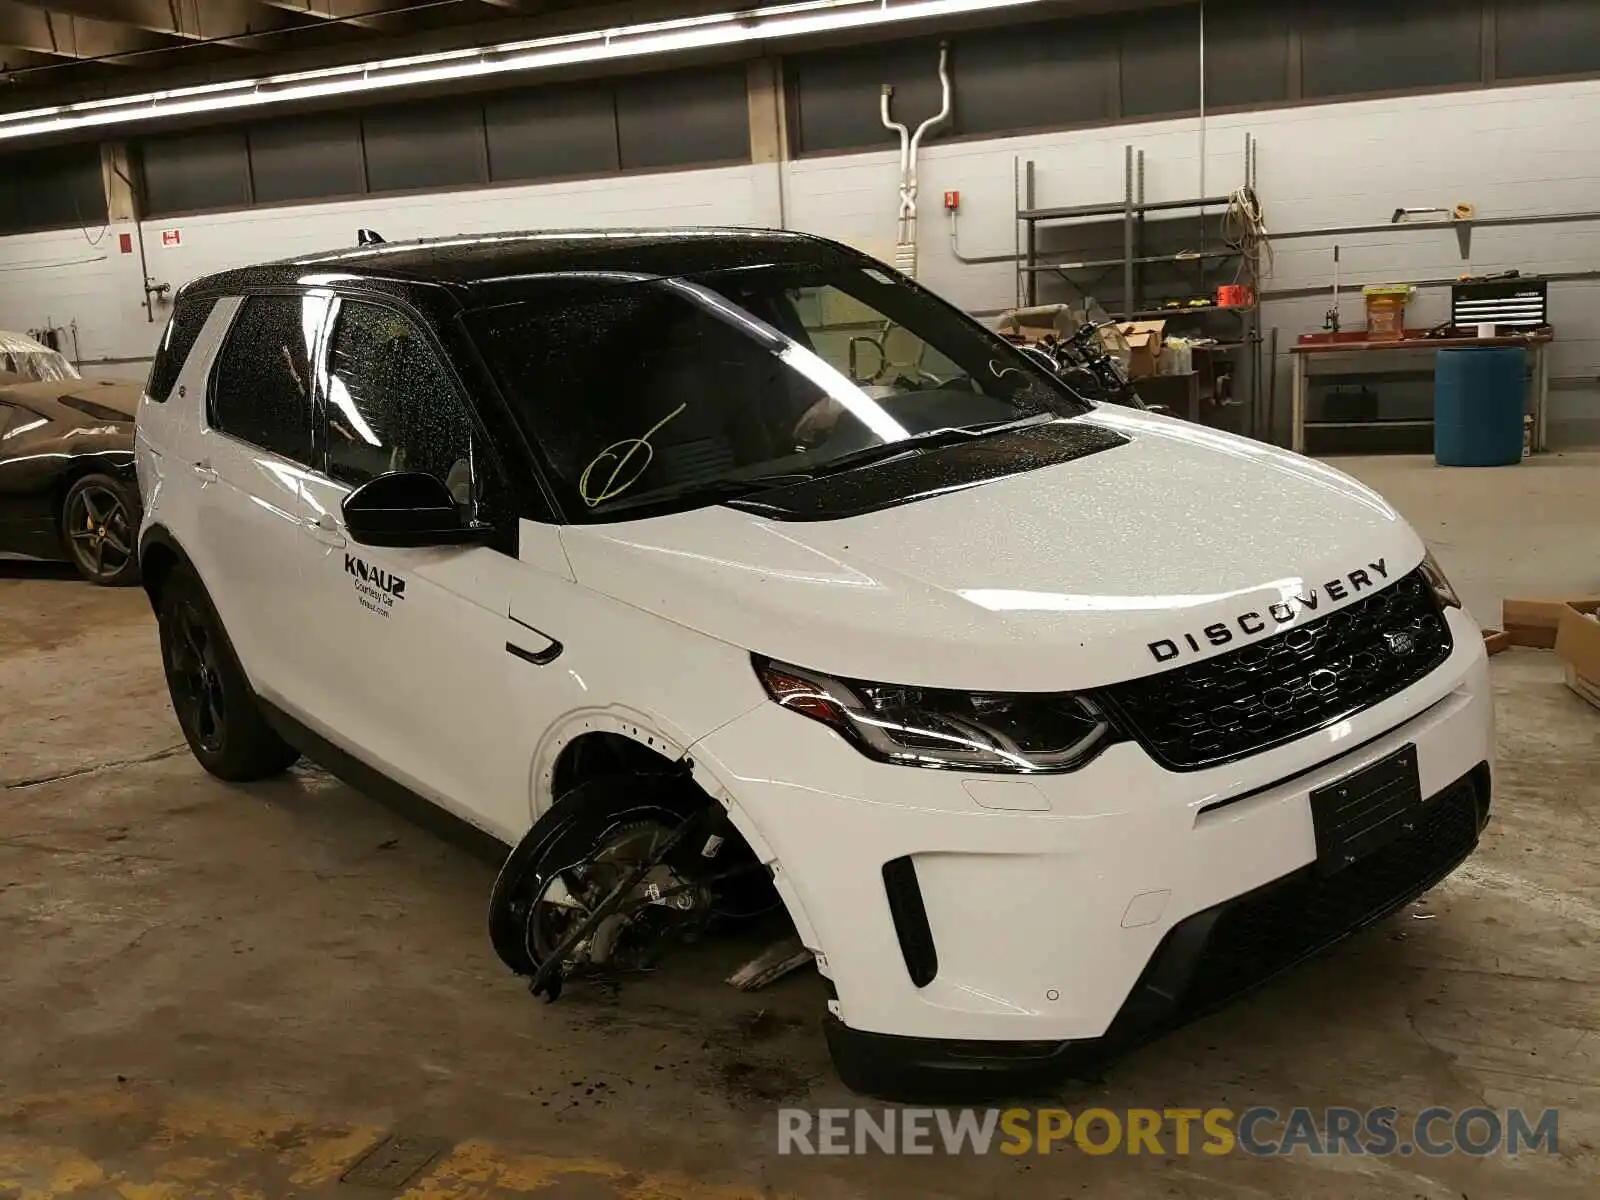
left=804, top=414, right=1056, bottom=477
left=582, top=415, right=1057, bottom=514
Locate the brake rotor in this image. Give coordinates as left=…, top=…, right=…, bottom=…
left=525, top=818, right=703, bottom=974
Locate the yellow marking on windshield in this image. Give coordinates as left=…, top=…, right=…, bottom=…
left=578, top=403, right=688, bottom=507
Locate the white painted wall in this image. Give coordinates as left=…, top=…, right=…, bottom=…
left=0, top=162, right=778, bottom=373
left=0, top=228, right=134, bottom=366
left=786, top=76, right=1600, bottom=446
left=4, top=76, right=1599, bottom=444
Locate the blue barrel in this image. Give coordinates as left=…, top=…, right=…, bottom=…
left=1434, top=348, right=1526, bottom=466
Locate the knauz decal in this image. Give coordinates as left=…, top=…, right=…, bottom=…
left=1147, top=558, right=1390, bottom=664
left=345, top=553, right=406, bottom=618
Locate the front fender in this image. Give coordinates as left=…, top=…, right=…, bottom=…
left=506, top=575, right=771, bottom=828
left=679, top=718, right=825, bottom=961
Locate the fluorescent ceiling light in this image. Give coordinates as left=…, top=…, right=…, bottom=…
left=0, top=0, right=1045, bottom=144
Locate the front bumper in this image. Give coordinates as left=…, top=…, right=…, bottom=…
left=691, top=609, right=1493, bottom=1093
left=821, top=760, right=1488, bottom=1099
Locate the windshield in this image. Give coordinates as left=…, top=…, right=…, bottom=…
left=466, top=264, right=1091, bottom=520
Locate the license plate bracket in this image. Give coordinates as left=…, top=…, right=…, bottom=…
left=1310, top=743, right=1424, bottom=873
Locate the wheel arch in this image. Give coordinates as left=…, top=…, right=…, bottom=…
left=529, top=710, right=813, bottom=952
left=532, top=710, right=767, bottom=847
left=498, top=711, right=818, bottom=981
left=137, top=523, right=195, bottom=613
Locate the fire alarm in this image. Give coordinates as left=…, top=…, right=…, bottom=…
left=943, top=190, right=960, bottom=212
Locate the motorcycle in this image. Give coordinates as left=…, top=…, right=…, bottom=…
left=1005, top=302, right=1160, bottom=412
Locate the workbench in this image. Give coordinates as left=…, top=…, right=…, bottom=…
left=1289, top=334, right=1553, bottom=455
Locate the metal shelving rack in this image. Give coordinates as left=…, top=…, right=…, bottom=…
left=1014, top=137, right=1265, bottom=432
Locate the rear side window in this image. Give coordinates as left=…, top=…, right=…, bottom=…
left=145, top=298, right=213, bottom=403
left=210, top=294, right=328, bottom=463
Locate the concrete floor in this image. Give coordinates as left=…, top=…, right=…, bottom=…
left=2, top=453, right=1598, bottom=1199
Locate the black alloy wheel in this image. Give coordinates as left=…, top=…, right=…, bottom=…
left=166, top=598, right=227, bottom=756
left=155, top=564, right=301, bottom=781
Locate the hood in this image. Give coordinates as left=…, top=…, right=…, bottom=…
left=1, top=377, right=141, bottom=420
left=560, top=408, right=1426, bottom=692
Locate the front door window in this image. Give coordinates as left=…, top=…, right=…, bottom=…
left=323, top=301, right=480, bottom=511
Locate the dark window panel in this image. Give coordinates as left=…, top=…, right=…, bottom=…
left=249, top=114, right=364, bottom=205
left=1122, top=6, right=1202, bottom=118
left=1496, top=0, right=1600, bottom=79
left=0, top=144, right=107, bottom=235
left=145, top=296, right=214, bottom=404
left=210, top=294, right=325, bottom=465
left=140, top=130, right=251, bottom=217
left=615, top=65, right=749, bottom=170
left=362, top=100, right=487, bottom=193
left=958, top=20, right=1117, bottom=135
left=1301, top=0, right=1482, bottom=99
left=486, top=82, right=619, bottom=183
left=791, top=38, right=950, bottom=153
left=1203, top=0, right=1290, bottom=109
left=324, top=301, right=476, bottom=491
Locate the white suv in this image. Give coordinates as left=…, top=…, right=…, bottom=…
left=135, top=229, right=1493, bottom=1099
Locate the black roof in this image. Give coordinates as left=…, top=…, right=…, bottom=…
left=183, top=227, right=868, bottom=304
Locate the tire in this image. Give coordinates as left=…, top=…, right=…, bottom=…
left=157, top=563, right=300, bottom=781
left=488, top=772, right=714, bottom=977
left=61, top=472, right=142, bottom=586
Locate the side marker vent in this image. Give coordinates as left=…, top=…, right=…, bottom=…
left=882, top=856, right=938, bottom=988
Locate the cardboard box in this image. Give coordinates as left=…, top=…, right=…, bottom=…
left=997, top=305, right=1074, bottom=341
left=1118, top=320, right=1166, bottom=379
left=1554, top=602, right=1600, bottom=711
left=1565, top=665, right=1600, bottom=711
left=1501, top=597, right=1600, bottom=649
left=1482, top=629, right=1513, bottom=656
left=1005, top=325, right=1061, bottom=345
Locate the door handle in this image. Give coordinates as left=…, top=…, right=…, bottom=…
left=303, top=513, right=347, bottom=548
left=191, top=460, right=218, bottom=483
left=507, top=613, right=563, bottom=666
left=506, top=638, right=563, bottom=667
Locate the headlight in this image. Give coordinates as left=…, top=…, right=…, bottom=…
left=1419, top=549, right=1462, bottom=610
left=753, top=657, right=1112, bottom=773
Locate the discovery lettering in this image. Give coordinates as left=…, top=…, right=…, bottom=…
left=1148, top=559, right=1388, bottom=663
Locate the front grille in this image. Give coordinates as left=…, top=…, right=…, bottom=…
left=1183, top=773, right=1483, bottom=1010
left=1101, top=568, right=1453, bottom=771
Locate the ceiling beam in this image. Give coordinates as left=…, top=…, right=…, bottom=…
left=0, top=0, right=175, bottom=63
left=0, top=42, right=58, bottom=70
left=7, top=0, right=306, bottom=47
left=250, top=0, right=439, bottom=33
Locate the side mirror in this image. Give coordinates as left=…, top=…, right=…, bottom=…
left=341, top=471, right=488, bottom=548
